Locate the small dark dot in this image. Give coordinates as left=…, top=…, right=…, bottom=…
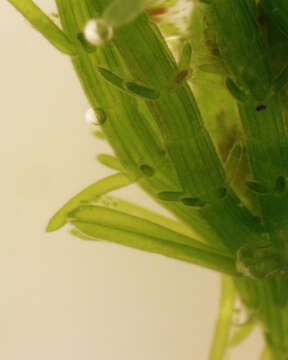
left=256, top=105, right=267, bottom=112
left=147, top=7, right=167, bottom=16
left=257, top=15, right=265, bottom=25
left=253, top=216, right=262, bottom=224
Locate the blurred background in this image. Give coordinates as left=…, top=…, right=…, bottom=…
left=0, top=1, right=261, bottom=359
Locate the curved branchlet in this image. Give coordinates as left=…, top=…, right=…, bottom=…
left=7, top=0, right=77, bottom=55
left=8, top=0, right=288, bottom=357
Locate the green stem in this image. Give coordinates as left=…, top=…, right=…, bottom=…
left=238, top=94, right=288, bottom=249
left=55, top=0, right=227, bottom=250
left=55, top=0, right=262, bottom=253
left=209, top=275, right=236, bottom=360
left=7, top=0, right=76, bottom=54
left=98, top=3, right=261, bottom=252
left=261, top=0, right=288, bottom=40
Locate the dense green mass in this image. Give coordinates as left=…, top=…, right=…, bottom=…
left=7, top=0, right=288, bottom=359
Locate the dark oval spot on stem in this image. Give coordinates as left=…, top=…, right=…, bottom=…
left=175, top=69, right=189, bottom=83
left=253, top=216, right=262, bottom=224
left=158, top=191, right=184, bottom=201
left=246, top=181, right=269, bottom=194
left=147, top=8, right=166, bottom=16
left=181, top=197, right=206, bottom=208
left=256, top=105, right=267, bottom=112
left=257, top=14, right=265, bottom=25
left=275, top=175, right=286, bottom=193
left=216, top=187, right=227, bottom=199
left=140, top=164, right=155, bottom=177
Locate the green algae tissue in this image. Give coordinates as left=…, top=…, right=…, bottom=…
left=7, top=0, right=288, bottom=358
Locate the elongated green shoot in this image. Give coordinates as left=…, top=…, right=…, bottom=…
left=178, top=42, right=192, bottom=70
left=97, top=154, right=124, bottom=172
left=209, top=276, right=236, bottom=360
left=260, top=346, right=271, bottom=360
left=7, top=0, right=76, bottom=54
left=68, top=205, right=220, bottom=252
left=70, top=218, right=238, bottom=276
left=70, top=228, right=97, bottom=240
left=8, top=0, right=288, bottom=357
left=228, top=316, right=256, bottom=348
left=47, top=173, right=133, bottom=232
left=224, top=143, right=243, bottom=184
left=99, top=195, right=200, bottom=241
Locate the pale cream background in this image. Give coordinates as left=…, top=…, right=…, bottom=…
left=1, top=1, right=261, bottom=359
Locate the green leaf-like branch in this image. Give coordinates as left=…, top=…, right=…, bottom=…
left=69, top=205, right=238, bottom=276
left=47, top=173, right=133, bottom=232
left=7, top=0, right=76, bottom=55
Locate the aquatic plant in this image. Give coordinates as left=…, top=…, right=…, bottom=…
left=7, top=0, right=288, bottom=358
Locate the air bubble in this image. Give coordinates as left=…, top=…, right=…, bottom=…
left=85, top=108, right=106, bottom=126
left=84, top=19, right=113, bottom=46
left=77, top=33, right=97, bottom=53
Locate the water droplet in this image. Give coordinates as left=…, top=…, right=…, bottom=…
left=85, top=108, right=106, bottom=126
left=84, top=19, right=113, bottom=46
left=77, top=33, right=97, bottom=53
left=232, top=299, right=248, bottom=325
left=140, top=164, right=155, bottom=177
